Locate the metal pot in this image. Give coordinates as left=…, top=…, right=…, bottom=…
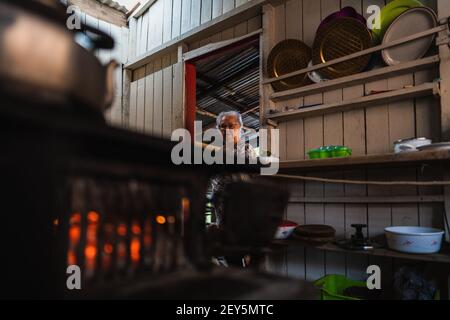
left=317, top=6, right=367, bottom=33
left=394, top=137, right=432, bottom=153
left=0, top=0, right=117, bottom=113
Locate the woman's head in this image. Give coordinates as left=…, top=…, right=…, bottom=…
left=216, top=111, right=243, bottom=145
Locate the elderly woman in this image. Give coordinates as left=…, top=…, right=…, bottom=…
left=209, top=111, right=257, bottom=224
left=208, top=111, right=256, bottom=267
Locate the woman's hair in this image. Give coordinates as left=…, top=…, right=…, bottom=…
left=216, top=111, right=243, bottom=129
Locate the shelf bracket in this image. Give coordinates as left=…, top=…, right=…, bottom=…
left=434, top=81, right=442, bottom=96
left=436, top=16, right=450, bottom=47
left=266, top=118, right=278, bottom=128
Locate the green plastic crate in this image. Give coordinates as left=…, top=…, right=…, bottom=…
left=314, top=275, right=366, bottom=300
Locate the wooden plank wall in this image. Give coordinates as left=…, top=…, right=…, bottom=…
left=78, top=10, right=129, bottom=127
left=263, top=0, right=444, bottom=283
left=127, top=12, right=261, bottom=137
left=130, top=0, right=256, bottom=56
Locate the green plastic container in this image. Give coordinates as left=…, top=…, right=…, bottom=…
left=308, top=146, right=352, bottom=159
left=331, top=146, right=352, bottom=158
left=307, top=147, right=331, bottom=159
left=314, top=275, right=366, bottom=300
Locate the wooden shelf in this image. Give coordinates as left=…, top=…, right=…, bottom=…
left=267, top=82, right=439, bottom=123
left=269, top=55, right=439, bottom=102
left=263, top=25, right=445, bottom=86
left=272, top=240, right=450, bottom=264
left=288, top=195, right=445, bottom=204
left=278, top=149, right=450, bottom=174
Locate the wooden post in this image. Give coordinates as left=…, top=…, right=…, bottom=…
left=444, top=172, right=450, bottom=243
left=122, top=69, right=132, bottom=128
left=260, top=4, right=276, bottom=155
left=438, top=0, right=450, bottom=139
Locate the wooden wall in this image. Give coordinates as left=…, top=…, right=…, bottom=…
left=127, top=6, right=261, bottom=137
left=128, top=50, right=184, bottom=137
left=262, top=0, right=444, bottom=283
left=128, top=0, right=256, bottom=59
left=76, top=10, right=129, bottom=127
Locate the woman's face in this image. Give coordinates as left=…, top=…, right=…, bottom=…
left=218, top=115, right=241, bottom=145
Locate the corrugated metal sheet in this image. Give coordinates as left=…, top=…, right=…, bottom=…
left=96, top=0, right=128, bottom=13
left=196, top=45, right=260, bottom=130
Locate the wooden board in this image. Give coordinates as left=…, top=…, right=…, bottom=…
left=163, top=0, right=174, bottom=43
left=223, top=0, right=235, bottom=14
left=153, top=58, right=164, bottom=137
left=212, top=0, right=224, bottom=19
left=181, top=0, right=192, bottom=34
left=144, top=62, right=155, bottom=135
left=136, top=66, right=147, bottom=132
left=201, top=0, right=213, bottom=24
left=172, top=0, right=183, bottom=38
left=191, top=0, right=203, bottom=29
left=172, top=47, right=185, bottom=131
left=129, top=76, right=138, bottom=129
left=162, top=54, right=174, bottom=137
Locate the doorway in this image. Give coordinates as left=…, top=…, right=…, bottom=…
left=184, top=33, right=261, bottom=145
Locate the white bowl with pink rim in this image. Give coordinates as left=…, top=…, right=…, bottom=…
left=274, top=220, right=298, bottom=240
left=384, top=226, right=445, bottom=254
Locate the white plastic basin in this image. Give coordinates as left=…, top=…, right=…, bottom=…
left=384, top=226, right=444, bottom=254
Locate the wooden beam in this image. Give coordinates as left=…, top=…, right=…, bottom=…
left=277, top=149, right=450, bottom=174
left=289, top=196, right=445, bottom=204
left=68, top=0, right=127, bottom=27
left=130, top=0, right=157, bottom=19
left=124, top=0, right=267, bottom=70
left=183, top=29, right=262, bottom=61
left=267, top=82, right=439, bottom=122
left=126, top=2, right=142, bottom=18
left=270, top=55, right=440, bottom=101
left=242, top=106, right=260, bottom=116
left=274, top=241, right=450, bottom=264
left=438, top=0, right=450, bottom=140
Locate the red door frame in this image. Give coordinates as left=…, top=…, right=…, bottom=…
left=184, top=34, right=260, bottom=140
left=185, top=62, right=197, bottom=141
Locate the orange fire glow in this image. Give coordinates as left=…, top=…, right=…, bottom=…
left=87, top=211, right=99, bottom=223
left=85, top=245, right=97, bottom=260
left=130, top=239, right=140, bottom=262
left=69, top=226, right=81, bottom=243
left=182, top=197, right=190, bottom=220
left=70, top=213, right=81, bottom=224
left=67, top=250, right=76, bottom=265
left=104, top=244, right=113, bottom=255
left=131, top=224, right=141, bottom=235
left=117, top=224, right=127, bottom=236
left=156, top=215, right=166, bottom=225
